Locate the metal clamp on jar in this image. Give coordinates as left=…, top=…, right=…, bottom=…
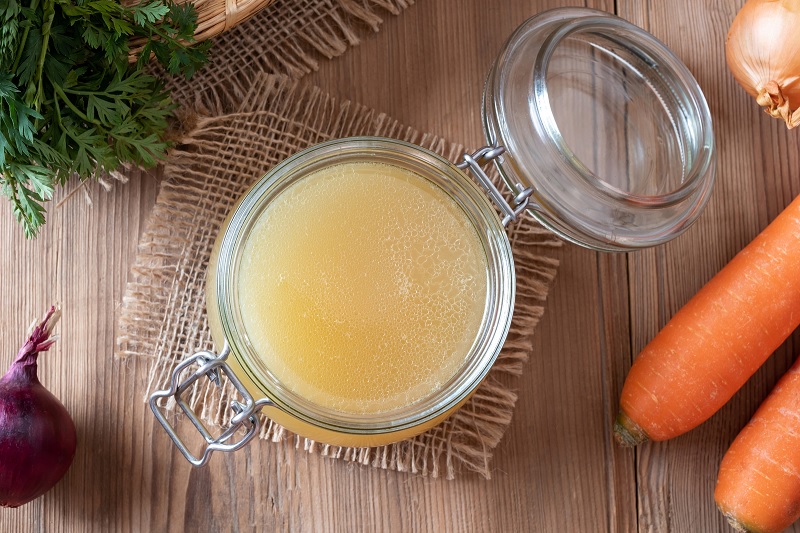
left=150, top=7, right=715, bottom=466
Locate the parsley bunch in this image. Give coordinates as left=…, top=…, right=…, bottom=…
left=0, top=0, right=210, bottom=237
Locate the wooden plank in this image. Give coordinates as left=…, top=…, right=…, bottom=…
left=0, top=172, right=160, bottom=532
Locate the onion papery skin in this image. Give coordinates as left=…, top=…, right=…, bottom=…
left=726, top=0, right=800, bottom=128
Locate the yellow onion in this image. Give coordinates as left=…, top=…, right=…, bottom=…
left=726, top=0, right=800, bottom=128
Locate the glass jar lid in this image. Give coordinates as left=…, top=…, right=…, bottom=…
left=482, top=8, right=716, bottom=251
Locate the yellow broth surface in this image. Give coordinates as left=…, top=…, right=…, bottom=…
left=238, top=161, right=488, bottom=414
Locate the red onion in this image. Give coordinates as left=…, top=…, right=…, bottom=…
left=0, top=306, right=76, bottom=507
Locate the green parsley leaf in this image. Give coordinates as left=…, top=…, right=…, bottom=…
left=0, top=0, right=209, bottom=236
left=132, top=1, right=170, bottom=25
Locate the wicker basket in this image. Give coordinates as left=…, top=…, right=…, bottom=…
left=129, top=0, right=276, bottom=55
left=187, top=0, right=277, bottom=42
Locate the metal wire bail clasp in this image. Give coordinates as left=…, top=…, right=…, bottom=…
left=149, top=343, right=271, bottom=467
left=457, top=144, right=533, bottom=226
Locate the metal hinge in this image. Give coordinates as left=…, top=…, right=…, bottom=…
left=457, top=144, right=533, bottom=227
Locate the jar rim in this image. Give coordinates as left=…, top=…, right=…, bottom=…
left=212, top=137, right=516, bottom=435
left=532, top=14, right=714, bottom=207
left=483, top=7, right=717, bottom=251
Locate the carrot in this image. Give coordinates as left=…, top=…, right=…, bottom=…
left=715, top=356, right=800, bottom=533
left=615, top=195, right=800, bottom=446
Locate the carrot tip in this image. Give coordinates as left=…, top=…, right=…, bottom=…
left=613, top=410, right=649, bottom=447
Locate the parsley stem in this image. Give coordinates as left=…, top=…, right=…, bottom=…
left=30, top=0, right=54, bottom=111
left=51, top=82, right=100, bottom=127
left=62, top=87, right=108, bottom=97
left=52, top=95, right=64, bottom=131
left=11, top=0, right=39, bottom=73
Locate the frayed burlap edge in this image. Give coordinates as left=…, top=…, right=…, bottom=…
left=116, top=73, right=561, bottom=479
left=164, top=0, right=414, bottom=107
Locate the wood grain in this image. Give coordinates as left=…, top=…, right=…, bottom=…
left=0, top=0, right=798, bottom=531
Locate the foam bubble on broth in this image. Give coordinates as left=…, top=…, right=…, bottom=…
left=237, top=161, right=489, bottom=414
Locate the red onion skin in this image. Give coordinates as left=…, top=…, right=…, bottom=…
left=0, top=308, right=76, bottom=508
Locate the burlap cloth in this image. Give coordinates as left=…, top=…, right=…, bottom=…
left=115, top=0, right=562, bottom=480
left=165, top=0, right=413, bottom=106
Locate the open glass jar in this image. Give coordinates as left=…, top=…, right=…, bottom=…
left=150, top=7, right=715, bottom=466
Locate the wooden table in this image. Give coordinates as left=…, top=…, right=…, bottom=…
left=1, top=0, right=798, bottom=531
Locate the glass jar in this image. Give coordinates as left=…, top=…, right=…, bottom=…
left=150, top=7, right=715, bottom=466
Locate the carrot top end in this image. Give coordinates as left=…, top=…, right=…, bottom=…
left=721, top=510, right=765, bottom=533
left=613, top=410, right=649, bottom=447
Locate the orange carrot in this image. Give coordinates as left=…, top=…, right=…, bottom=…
left=715, top=356, right=800, bottom=533
left=615, top=195, right=800, bottom=446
